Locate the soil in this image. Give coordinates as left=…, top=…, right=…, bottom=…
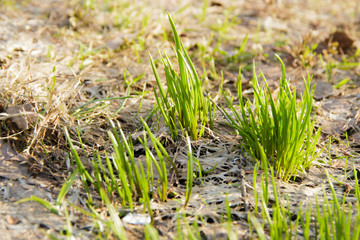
left=0, top=0, right=360, bottom=239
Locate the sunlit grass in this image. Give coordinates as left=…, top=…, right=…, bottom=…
left=223, top=55, right=322, bottom=181
left=7, top=1, right=360, bottom=239
left=250, top=161, right=360, bottom=239
left=62, top=118, right=176, bottom=213
left=150, top=12, right=213, bottom=141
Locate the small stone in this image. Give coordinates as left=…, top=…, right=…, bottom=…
left=6, top=215, right=20, bottom=225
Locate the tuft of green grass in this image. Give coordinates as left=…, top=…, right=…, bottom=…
left=64, top=118, right=175, bottom=212
left=140, top=117, right=178, bottom=202
left=323, top=170, right=360, bottom=239
left=223, top=55, right=321, bottom=181
left=250, top=162, right=360, bottom=239
left=250, top=162, right=296, bottom=239
left=308, top=170, right=360, bottom=239
left=150, top=12, right=213, bottom=141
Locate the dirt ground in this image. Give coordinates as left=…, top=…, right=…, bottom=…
left=1, top=0, right=360, bottom=239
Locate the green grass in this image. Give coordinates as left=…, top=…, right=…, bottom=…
left=210, top=5, right=239, bottom=35
left=249, top=161, right=360, bottom=240
left=18, top=166, right=128, bottom=239
left=150, top=12, right=213, bottom=141
left=32, top=116, right=201, bottom=238
left=321, top=170, right=360, bottom=239
left=140, top=117, right=178, bottom=202
left=59, top=121, right=177, bottom=237
left=223, top=55, right=322, bottom=181
left=12, top=5, right=360, bottom=239
left=62, top=119, right=176, bottom=213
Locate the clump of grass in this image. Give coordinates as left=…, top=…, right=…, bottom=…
left=18, top=164, right=128, bottom=239
left=318, top=170, right=360, bottom=239
left=249, top=161, right=302, bottom=239
left=223, top=55, right=321, bottom=181
left=249, top=158, right=360, bottom=239
left=150, top=12, right=213, bottom=141
left=63, top=118, right=175, bottom=214
left=140, top=117, right=179, bottom=202
left=21, top=117, right=179, bottom=238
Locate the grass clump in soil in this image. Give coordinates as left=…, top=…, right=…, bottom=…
left=63, top=119, right=176, bottom=214
left=223, top=55, right=322, bottom=181
left=249, top=163, right=360, bottom=239
left=150, top=12, right=214, bottom=141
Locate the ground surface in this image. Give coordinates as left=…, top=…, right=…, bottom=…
left=1, top=0, right=360, bottom=239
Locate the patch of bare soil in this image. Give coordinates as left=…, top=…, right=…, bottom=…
left=1, top=0, right=360, bottom=239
